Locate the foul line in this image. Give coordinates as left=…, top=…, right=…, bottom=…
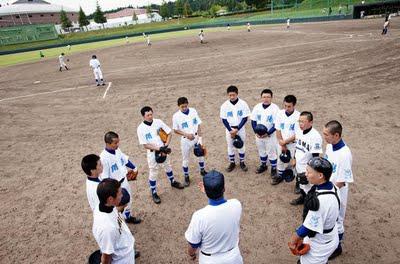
left=0, top=85, right=91, bottom=103
left=102, top=82, right=112, bottom=99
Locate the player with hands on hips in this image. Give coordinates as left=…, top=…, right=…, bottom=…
left=220, top=85, right=251, bottom=172
left=288, top=157, right=340, bottom=264
left=173, top=97, right=208, bottom=187
left=323, top=120, right=354, bottom=260
left=89, top=55, right=105, bottom=86
left=274, top=95, right=300, bottom=185
left=251, top=89, right=280, bottom=180
left=185, top=170, right=243, bottom=264
left=137, top=106, right=184, bottom=204
left=100, top=131, right=141, bottom=225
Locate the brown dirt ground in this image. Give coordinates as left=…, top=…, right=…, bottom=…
left=0, top=17, right=400, bottom=264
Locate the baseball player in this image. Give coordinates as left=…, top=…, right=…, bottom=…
left=246, top=22, right=251, bottom=32
left=58, top=53, right=69, bottom=72
left=250, top=89, right=279, bottom=178
left=172, top=97, right=207, bottom=187
left=198, top=29, right=205, bottom=44
left=273, top=95, right=300, bottom=185
left=185, top=170, right=243, bottom=263
left=382, top=13, right=390, bottom=35
left=286, top=18, right=291, bottom=29
left=146, top=34, right=152, bottom=46
left=220, top=85, right=251, bottom=172
left=323, top=120, right=354, bottom=260
left=288, top=157, right=340, bottom=264
left=125, top=36, right=129, bottom=44
left=92, top=179, right=140, bottom=263
left=81, top=154, right=103, bottom=211
left=89, top=55, right=105, bottom=86
left=100, top=131, right=141, bottom=224
left=137, top=106, right=184, bottom=204
left=291, top=111, right=323, bottom=206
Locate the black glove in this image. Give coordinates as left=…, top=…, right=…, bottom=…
left=159, top=146, right=171, bottom=154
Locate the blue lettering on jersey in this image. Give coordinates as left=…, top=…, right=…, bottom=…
left=145, top=133, right=152, bottom=141
left=193, top=118, right=198, bottom=125
left=257, top=114, right=261, bottom=121
left=267, top=115, right=273, bottom=123
left=237, top=110, right=243, bottom=117
left=280, top=123, right=285, bottom=130
left=120, top=158, right=125, bottom=166
left=111, top=163, right=118, bottom=173
left=332, top=163, right=337, bottom=173
left=182, top=122, right=189, bottom=129
left=289, top=124, right=295, bottom=131
left=227, top=111, right=233, bottom=117
left=315, top=143, right=321, bottom=150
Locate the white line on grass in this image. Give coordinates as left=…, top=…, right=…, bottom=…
left=0, top=85, right=91, bottom=103
left=102, top=82, right=112, bottom=99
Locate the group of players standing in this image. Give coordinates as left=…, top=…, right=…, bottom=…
left=80, top=84, right=354, bottom=264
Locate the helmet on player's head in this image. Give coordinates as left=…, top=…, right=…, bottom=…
left=233, top=135, right=244, bottom=149
left=279, top=150, right=291, bottom=163
left=282, top=169, right=295, bottom=182
left=203, top=170, right=225, bottom=199
left=254, top=124, right=268, bottom=136
left=92, top=55, right=97, bottom=59
left=194, top=143, right=205, bottom=157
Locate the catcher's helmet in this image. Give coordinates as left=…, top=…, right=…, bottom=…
left=233, top=135, right=244, bottom=149
left=203, top=170, right=225, bottom=199
left=254, top=124, right=268, bottom=136
left=279, top=150, right=291, bottom=163
left=155, top=151, right=167, bottom=163
left=193, top=143, right=205, bottom=157
left=282, top=169, right=295, bottom=182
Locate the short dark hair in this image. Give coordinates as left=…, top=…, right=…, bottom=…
left=140, top=106, right=153, bottom=116
left=300, top=111, right=313, bottom=122
left=307, top=157, right=333, bottom=181
left=97, top=178, right=120, bottom=204
left=261, top=89, right=273, bottom=97
left=284, top=95, right=297, bottom=105
left=325, top=120, right=343, bottom=137
left=61, top=53, right=65, bottom=56
left=227, top=85, right=238, bottom=94
left=81, top=154, right=100, bottom=176
left=104, top=131, right=119, bottom=144
left=177, top=97, right=189, bottom=106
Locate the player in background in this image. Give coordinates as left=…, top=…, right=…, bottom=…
left=247, top=22, right=251, bottom=32
left=250, top=89, right=280, bottom=179
left=286, top=18, right=291, bottom=29
left=382, top=13, right=390, bottom=35
left=220, top=85, right=251, bottom=172
left=59, top=53, right=69, bottom=72
left=146, top=34, right=152, bottom=46
left=173, top=97, right=207, bottom=187
left=199, top=29, right=205, bottom=44
left=89, top=55, right=105, bottom=86
left=323, top=120, right=354, bottom=260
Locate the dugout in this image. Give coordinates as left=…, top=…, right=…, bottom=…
left=353, top=0, right=400, bottom=18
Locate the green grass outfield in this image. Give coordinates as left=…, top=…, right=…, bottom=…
left=0, top=27, right=232, bottom=67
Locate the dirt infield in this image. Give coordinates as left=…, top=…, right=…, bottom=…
left=0, top=18, right=399, bottom=264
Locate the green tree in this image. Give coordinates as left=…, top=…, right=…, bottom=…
left=60, top=9, right=72, bottom=30
left=183, top=1, right=192, bottom=17
left=160, top=1, right=169, bottom=18
left=245, top=0, right=267, bottom=9
left=78, top=6, right=89, bottom=29
left=146, top=5, right=154, bottom=21
left=175, top=0, right=184, bottom=17
left=209, top=4, right=221, bottom=17
left=132, top=11, right=138, bottom=23
left=93, top=2, right=107, bottom=28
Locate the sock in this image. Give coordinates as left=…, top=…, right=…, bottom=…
left=149, top=180, right=157, bottom=194
left=228, top=154, right=235, bottom=163
left=260, top=156, right=267, bottom=166
left=199, top=161, right=205, bottom=170
left=183, top=166, right=189, bottom=177
left=270, top=159, right=277, bottom=169
left=278, top=170, right=284, bottom=177
left=239, top=153, right=245, bottom=162
left=166, top=170, right=174, bottom=183
left=95, top=79, right=99, bottom=84
left=339, top=233, right=344, bottom=242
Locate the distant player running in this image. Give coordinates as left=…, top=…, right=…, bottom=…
left=58, top=53, right=69, bottom=72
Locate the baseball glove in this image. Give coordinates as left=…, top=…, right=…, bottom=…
left=288, top=242, right=310, bottom=256
left=126, top=170, right=138, bottom=181
left=158, top=128, right=168, bottom=143
left=159, top=145, right=171, bottom=154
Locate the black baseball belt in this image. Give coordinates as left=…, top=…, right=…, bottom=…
left=201, top=247, right=234, bottom=256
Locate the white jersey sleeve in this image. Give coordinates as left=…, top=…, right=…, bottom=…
left=185, top=211, right=202, bottom=245
left=220, top=102, right=227, bottom=119
left=137, top=124, right=147, bottom=145
left=243, top=101, right=251, bottom=118
left=336, top=156, right=353, bottom=183
left=159, top=119, right=172, bottom=134
left=97, top=226, right=118, bottom=255
left=172, top=113, right=180, bottom=130
left=303, top=209, right=324, bottom=234
left=193, top=109, right=202, bottom=125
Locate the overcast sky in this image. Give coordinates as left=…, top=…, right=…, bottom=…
left=0, top=0, right=165, bottom=13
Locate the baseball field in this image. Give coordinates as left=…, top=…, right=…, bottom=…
left=0, top=17, right=399, bottom=263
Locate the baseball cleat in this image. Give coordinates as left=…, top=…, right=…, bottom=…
left=125, top=216, right=142, bottom=225
left=152, top=193, right=161, bottom=204
left=200, top=169, right=208, bottom=176
left=171, top=180, right=184, bottom=189
left=226, top=162, right=236, bottom=172
left=255, top=164, right=267, bottom=174
left=240, top=161, right=248, bottom=172
left=184, top=176, right=190, bottom=187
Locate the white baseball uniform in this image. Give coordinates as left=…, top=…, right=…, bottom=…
left=89, top=58, right=104, bottom=83
left=172, top=108, right=205, bottom=173
left=199, top=31, right=204, bottom=42
left=59, top=54, right=67, bottom=67
left=146, top=35, right=151, bottom=45
left=300, top=183, right=340, bottom=264
left=92, top=205, right=136, bottom=264
left=86, top=177, right=100, bottom=211
left=220, top=98, right=251, bottom=162
left=251, top=103, right=280, bottom=162
left=100, top=148, right=134, bottom=219
left=137, top=119, right=175, bottom=193
left=325, top=140, right=353, bottom=235
left=287, top=19, right=290, bottom=28
left=247, top=23, right=251, bottom=32
left=295, top=127, right=323, bottom=193
left=275, top=109, right=300, bottom=172
left=185, top=199, right=243, bottom=264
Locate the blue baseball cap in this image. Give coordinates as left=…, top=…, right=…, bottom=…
left=203, top=170, right=225, bottom=199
